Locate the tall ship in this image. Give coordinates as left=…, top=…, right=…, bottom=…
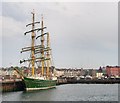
left=15, top=11, right=57, bottom=91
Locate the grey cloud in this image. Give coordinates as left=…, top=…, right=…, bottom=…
left=2, top=2, right=118, bottom=68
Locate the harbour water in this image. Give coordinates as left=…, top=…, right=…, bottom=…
left=2, top=84, right=118, bottom=101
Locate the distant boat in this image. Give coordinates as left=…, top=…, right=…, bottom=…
left=15, top=10, right=57, bottom=91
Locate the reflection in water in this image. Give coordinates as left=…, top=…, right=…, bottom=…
left=2, top=84, right=118, bottom=101
left=20, top=88, right=57, bottom=101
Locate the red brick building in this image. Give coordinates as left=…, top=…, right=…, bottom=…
left=106, top=66, right=120, bottom=77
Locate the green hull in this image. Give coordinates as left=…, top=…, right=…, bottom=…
left=23, top=77, right=57, bottom=91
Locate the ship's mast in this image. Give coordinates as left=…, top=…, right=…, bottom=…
left=21, top=12, right=53, bottom=78
left=20, top=10, right=41, bottom=77
left=46, top=33, right=50, bottom=78
left=41, top=15, right=45, bottom=76
left=36, top=15, right=51, bottom=78
left=31, top=11, right=35, bottom=77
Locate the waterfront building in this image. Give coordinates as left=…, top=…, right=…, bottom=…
left=55, top=69, right=64, bottom=77
left=106, top=66, right=120, bottom=77
left=64, top=69, right=81, bottom=77
left=83, top=69, right=94, bottom=77
left=92, top=69, right=97, bottom=79
left=55, top=68, right=81, bottom=77
left=80, top=68, right=86, bottom=76
left=0, top=69, right=2, bottom=75
left=2, top=69, right=7, bottom=76
left=96, top=72, right=103, bottom=79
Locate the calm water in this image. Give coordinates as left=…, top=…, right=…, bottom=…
left=2, top=84, right=119, bottom=101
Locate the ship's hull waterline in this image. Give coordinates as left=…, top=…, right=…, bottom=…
left=24, top=77, right=57, bottom=91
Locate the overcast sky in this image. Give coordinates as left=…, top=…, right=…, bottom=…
left=1, top=1, right=118, bottom=69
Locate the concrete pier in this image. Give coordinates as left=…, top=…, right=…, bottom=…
left=1, top=79, right=25, bottom=92
left=1, top=77, right=120, bottom=92
left=57, top=77, right=120, bottom=85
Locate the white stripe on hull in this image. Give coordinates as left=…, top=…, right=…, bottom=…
left=26, top=86, right=56, bottom=91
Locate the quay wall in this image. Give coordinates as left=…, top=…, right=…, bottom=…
left=1, top=77, right=120, bottom=92
left=1, top=80, right=25, bottom=92
left=57, top=77, right=120, bottom=85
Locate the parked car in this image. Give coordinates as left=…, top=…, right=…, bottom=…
left=85, top=75, right=92, bottom=79
left=79, top=76, right=85, bottom=79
